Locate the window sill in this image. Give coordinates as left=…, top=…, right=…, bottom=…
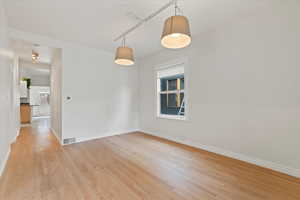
left=157, top=114, right=187, bottom=121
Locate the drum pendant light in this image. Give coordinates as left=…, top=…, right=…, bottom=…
left=161, top=2, right=191, bottom=49
left=114, top=38, right=134, bottom=66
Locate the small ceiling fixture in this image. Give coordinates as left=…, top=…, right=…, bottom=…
left=32, top=50, right=39, bottom=63
left=114, top=38, right=134, bottom=66
left=161, top=2, right=191, bottom=49
left=113, top=0, right=191, bottom=65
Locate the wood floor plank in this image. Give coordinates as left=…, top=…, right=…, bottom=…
left=0, top=118, right=299, bottom=200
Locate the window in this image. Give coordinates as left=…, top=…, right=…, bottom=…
left=157, top=64, right=186, bottom=120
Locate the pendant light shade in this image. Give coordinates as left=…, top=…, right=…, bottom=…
left=161, top=15, right=191, bottom=49
left=114, top=46, right=134, bottom=66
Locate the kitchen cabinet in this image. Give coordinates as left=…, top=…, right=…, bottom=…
left=20, top=104, right=31, bottom=124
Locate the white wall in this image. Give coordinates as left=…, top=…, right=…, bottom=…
left=50, top=49, right=62, bottom=142
left=62, top=46, right=139, bottom=143
left=8, top=29, right=140, bottom=145
left=19, top=60, right=50, bottom=86
left=0, top=0, right=19, bottom=176
left=139, top=1, right=300, bottom=177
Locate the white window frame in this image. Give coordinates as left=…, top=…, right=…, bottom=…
left=155, top=58, right=189, bottom=121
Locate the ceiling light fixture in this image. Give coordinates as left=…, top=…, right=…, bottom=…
left=113, top=0, right=191, bottom=65
left=32, top=51, right=39, bottom=63
left=115, top=37, right=134, bottom=66
left=161, top=2, right=191, bottom=49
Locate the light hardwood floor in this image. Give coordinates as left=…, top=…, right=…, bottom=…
left=0, top=118, right=299, bottom=200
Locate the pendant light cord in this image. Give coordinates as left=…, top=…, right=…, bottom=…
left=122, top=37, right=126, bottom=47
left=174, top=0, right=184, bottom=16
left=175, top=1, right=178, bottom=16
left=170, top=0, right=178, bottom=33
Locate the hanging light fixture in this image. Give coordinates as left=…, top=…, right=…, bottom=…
left=32, top=50, right=39, bottom=63
left=161, top=1, right=191, bottom=49
left=113, top=0, right=191, bottom=65
left=114, top=38, right=134, bottom=66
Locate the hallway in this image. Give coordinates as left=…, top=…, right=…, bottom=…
left=0, top=118, right=60, bottom=199
left=0, top=119, right=300, bottom=200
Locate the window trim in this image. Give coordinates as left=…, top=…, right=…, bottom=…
left=155, top=57, right=189, bottom=121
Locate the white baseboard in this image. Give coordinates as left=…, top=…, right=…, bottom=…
left=0, top=145, right=11, bottom=178
left=1, top=127, right=21, bottom=177
left=65, top=129, right=140, bottom=145
left=12, top=127, right=20, bottom=143
left=141, top=130, right=300, bottom=178
left=50, top=128, right=62, bottom=145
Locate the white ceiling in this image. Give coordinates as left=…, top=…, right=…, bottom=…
left=4, top=0, right=273, bottom=58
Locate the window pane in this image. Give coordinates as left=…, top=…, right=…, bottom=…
left=179, top=92, right=185, bottom=115
left=180, top=78, right=184, bottom=90
left=160, top=94, right=167, bottom=113
left=180, top=92, right=184, bottom=104
left=167, top=93, right=178, bottom=108
left=168, top=79, right=177, bottom=90
left=160, top=93, right=182, bottom=115
left=160, top=79, right=167, bottom=91
left=158, top=72, right=185, bottom=117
